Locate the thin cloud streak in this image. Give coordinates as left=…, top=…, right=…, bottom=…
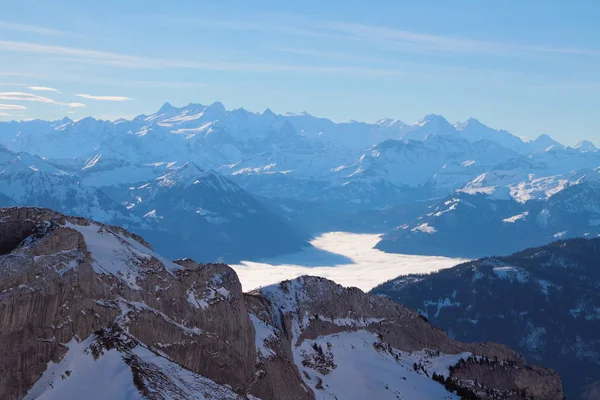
left=324, top=21, right=600, bottom=56
left=0, top=92, right=56, bottom=103
left=0, top=104, right=27, bottom=110
left=0, top=22, right=70, bottom=36
left=0, top=40, right=414, bottom=76
left=178, top=14, right=600, bottom=57
left=28, top=86, right=59, bottom=92
left=0, top=92, right=85, bottom=109
left=0, top=71, right=39, bottom=78
left=76, top=94, right=130, bottom=101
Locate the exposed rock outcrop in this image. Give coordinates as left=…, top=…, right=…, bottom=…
left=0, top=207, right=564, bottom=399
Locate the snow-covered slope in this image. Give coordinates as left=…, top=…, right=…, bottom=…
left=377, top=179, right=600, bottom=258
left=0, top=208, right=563, bottom=400
left=0, top=146, right=140, bottom=227
left=402, top=114, right=457, bottom=141
left=526, top=134, right=565, bottom=153
left=25, top=333, right=247, bottom=400
left=334, top=135, right=520, bottom=198
left=455, top=117, right=527, bottom=152
left=101, top=162, right=309, bottom=262
left=372, top=237, right=600, bottom=399
left=573, top=140, right=598, bottom=152
left=251, top=275, right=563, bottom=400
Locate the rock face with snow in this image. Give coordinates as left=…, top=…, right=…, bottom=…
left=377, top=179, right=600, bottom=258
left=372, top=237, right=600, bottom=399
left=0, top=144, right=308, bottom=263
left=0, top=208, right=562, bottom=399
left=0, top=207, right=255, bottom=399
left=102, top=162, right=309, bottom=262
left=0, top=145, right=139, bottom=227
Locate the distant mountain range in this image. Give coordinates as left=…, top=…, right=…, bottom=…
left=0, top=102, right=598, bottom=259
left=0, top=141, right=308, bottom=262
left=371, top=237, right=600, bottom=399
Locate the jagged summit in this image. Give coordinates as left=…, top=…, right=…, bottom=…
left=262, top=107, right=275, bottom=116
left=158, top=101, right=176, bottom=113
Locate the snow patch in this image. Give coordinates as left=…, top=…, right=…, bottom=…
left=249, top=313, right=277, bottom=360
left=294, top=330, right=466, bottom=400
left=411, top=223, right=437, bottom=234
left=493, top=266, right=529, bottom=283
left=503, top=211, right=529, bottom=223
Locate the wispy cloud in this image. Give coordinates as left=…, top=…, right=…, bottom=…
left=322, top=21, right=600, bottom=56
left=0, top=40, right=410, bottom=76
left=0, top=71, right=39, bottom=78
left=0, top=91, right=56, bottom=103
left=0, top=112, right=27, bottom=118
left=543, top=81, right=600, bottom=90
left=0, top=91, right=85, bottom=109
left=75, top=94, right=130, bottom=101
left=28, top=85, right=59, bottom=92
left=0, top=104, right=27, bottom=110
left=176, top=15, right=600, bottom=58
left=0, top=22, right=69, bottom=37
left=86, top=78, right=207, bottom=89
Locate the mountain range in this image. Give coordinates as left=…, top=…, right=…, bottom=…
left=0, top=102, right=598, bottom=260
left=372, top=236, right=600, bottom=399
left=0, top=207, right=564, bottom=399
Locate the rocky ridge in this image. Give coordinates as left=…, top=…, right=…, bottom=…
left=0, top=207, right=563, bottom=399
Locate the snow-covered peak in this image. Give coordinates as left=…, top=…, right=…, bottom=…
left=375, top=118, right=405, bottom=128
left=528, top=134, right=565, bottom=153
left=156, top=162, right=204, bottom=188
left=417, top=114, right=452, bottom=127
left=573, top=140, right=597, bottom=152
left=402, top=114, right=456, bottom=141
left=453, top=117, right=526, bottom=152
left=454, top=117, right=500, bottom=134
left=454, top=116, right=481, bottom=131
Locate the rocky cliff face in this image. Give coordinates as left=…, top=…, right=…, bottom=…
left=0, top=207, right=563, bottom=399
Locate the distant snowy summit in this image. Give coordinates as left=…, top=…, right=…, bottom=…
left=1, top=101, right=591, bottom=156
left=0, top=101, right=597, bottom=261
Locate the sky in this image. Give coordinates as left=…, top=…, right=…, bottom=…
left=0, top=0, right=599, bottom=144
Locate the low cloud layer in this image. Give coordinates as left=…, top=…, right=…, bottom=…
left=231, top=232, right=464, bottom=291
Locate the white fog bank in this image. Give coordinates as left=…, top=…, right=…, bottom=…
left=232, top=232, right=467, bottom=292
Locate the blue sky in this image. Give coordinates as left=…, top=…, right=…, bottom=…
left=0, top=0, right=599, bottom=144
